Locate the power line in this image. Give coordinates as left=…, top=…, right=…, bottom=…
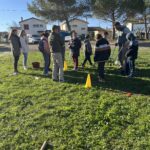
left=0, top=9, right=28, bottom=12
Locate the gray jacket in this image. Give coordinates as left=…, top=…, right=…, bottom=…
left=10, top=34, right=21, bottom=56
left=118, top=26, right=130, bottom=46
left=49, top=32, right=63, bottom=53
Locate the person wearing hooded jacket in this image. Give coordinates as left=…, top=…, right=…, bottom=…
left=82, top=34, right=93, bottom=68
left=9, top=29, right=21, bottom=75
left=125, top=32, right=138, bottom=77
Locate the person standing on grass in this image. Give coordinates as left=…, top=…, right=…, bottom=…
left=94, top=34, right=111, bottom=82
left=19, top=30, right=29, bottom=70
left=39, top=32, right=50, bottom=76
left=115, top=22, right=130, bottom=73
left=57, top=26, right=66, bottom=67
left=9, top=29, right=21, bottom=75
left=82, top=34, right=93, bottom=68
left=49, top=25, right=64, bottom=82
left=45, top=31, right=51, bottom=72
left=69, top=31, right=81, bottom=71
left=125, top=32, right=138, bottom=77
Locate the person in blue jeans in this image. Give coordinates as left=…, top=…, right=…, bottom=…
left=19, top=30, right=29, bottom=70
left=125, top=33, right=138, bottom=77
left=94, top=34, right=111, bottom=82
left=40, top=32, right=50, bottom=76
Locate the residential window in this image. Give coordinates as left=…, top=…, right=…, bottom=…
left=33, top=24, right=39, bottom=28
left=72, top=25, right=78, bottom=27
left=24, top=24, right=29, bottom=30
left=40, top=24, right=43, bottom=28
left=81, top=28, right=86, bottom=30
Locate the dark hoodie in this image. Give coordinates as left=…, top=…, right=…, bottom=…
left=69, top=37, right=81, bottom=57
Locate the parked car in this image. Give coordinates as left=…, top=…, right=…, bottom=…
left=65, top=35, right=71, bottom=42
left=28, top=34, right=40, bottom=44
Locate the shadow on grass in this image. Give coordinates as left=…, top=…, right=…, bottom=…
left=65, top=68, right=150, bottom=96
left=18, top=66, right=150, bottom=96
left=19, top=67, right=50, bottom=78
left=136, top=68, right=150, bottom=78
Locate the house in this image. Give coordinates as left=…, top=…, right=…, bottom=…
left=60, top=18, right=88, bottom=36
left=126, top=15, right=150, bottom=39
left=0, top=32, right=9, bottom=43
left=19, top=17, right=47, bottom=36
left=88, top=27, right=112, bottom=40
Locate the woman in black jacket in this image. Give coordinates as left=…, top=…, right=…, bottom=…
left=9, top=29, right=21, bottom=75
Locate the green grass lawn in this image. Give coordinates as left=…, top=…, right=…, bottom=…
left=0, top=47, right=150, bottom=150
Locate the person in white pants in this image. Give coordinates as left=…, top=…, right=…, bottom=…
left=49, top=25, right=64, bottom=82
left=19, top=30, right=29, bottom=70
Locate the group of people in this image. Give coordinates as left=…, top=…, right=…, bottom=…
left=9, top=22, right=138, bottom=82
left=115, top=22, right=138, bottom=78
left=9, top=30, right=29, bottom=75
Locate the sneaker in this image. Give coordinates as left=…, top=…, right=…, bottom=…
left=44, top=73, right=50, bottom=76
left=81, top=65, right=84, bottom=69
left=120, top=70, right=126, bottom=76
left=73, top=68, right=78, bottom=71
left=24, top=66, right=27, bottom=70
left=59, top=80, right=65, bottom=83
left=13, top=72, right=18, bottom=76
left=128, top=74, right=134, bottom=78
left=53, top=79, right=58, bottom=82
left=98, top=77, right=105, bottom=83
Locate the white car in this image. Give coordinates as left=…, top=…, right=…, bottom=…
left=65, top=36, right=71, bottom=42
left=28, top=35, right=41, bottom=44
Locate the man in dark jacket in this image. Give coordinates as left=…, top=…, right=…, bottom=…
left=49, top=25, right=64, bottom=82
left=125, top=33, right=138, bottom=77
left=69, top=31, right=81, bottom=71
left=115, top=22, right=130, bottom=70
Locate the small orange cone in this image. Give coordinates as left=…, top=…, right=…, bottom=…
left=63, top=61, right=68, bottom=71
left=126, top=92, right=132, bottom=97
left=85, top=74, right=92, bottom=88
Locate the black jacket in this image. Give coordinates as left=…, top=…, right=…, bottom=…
left=49, top=32, right=63, bottom=53
left=126, top=40, right=138, bottom=59
left=84, top=39, right=92, bottom=56
left=94, top=38, right=111, bottom=62
left=69, top=38, right=81, bottom=57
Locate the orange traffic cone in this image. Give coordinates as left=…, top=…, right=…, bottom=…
left=85, top=74, right=92, bottom=88
left=126, top=92, right=132, bottom=97
left=63, top=61, right=68, bottom=71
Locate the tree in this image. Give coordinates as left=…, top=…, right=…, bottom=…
left=143, top=1, right=150, bottom=39
left=91, top=0, right=145, bottom=39
left=91, top=0, right=122, bottom=39
left=123, top=0, right=149, bottom=39
left=28, top=0, right=90, bottom=32
left=121, top=0, right=145, bottom=20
